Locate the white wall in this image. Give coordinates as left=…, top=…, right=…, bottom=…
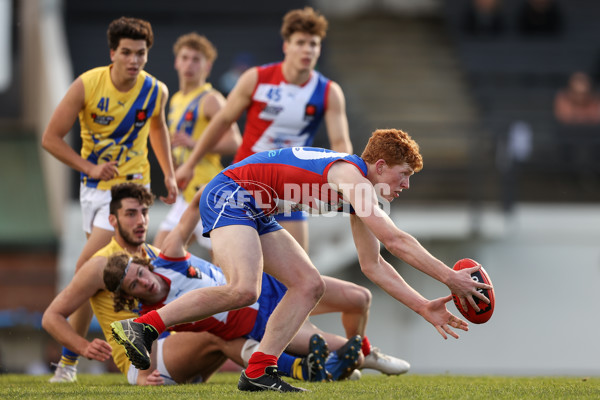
left=310, top=204, right=600, bottom=375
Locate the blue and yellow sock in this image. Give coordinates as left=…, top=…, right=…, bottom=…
left=59, top=347, right=79, bottom=367
left=277, top=353, right=301, bottom=379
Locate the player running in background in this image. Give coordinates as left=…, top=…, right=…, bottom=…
left=111, top=129, right=492, bottom=392
left=41, top=17, right=178, bottom=382
left=175, top=7, right=352, bottom=252
left=41, top=183, right=249, bottom=385
left=108, top=188, right=408, bottom=382
left=153, top=32, right=241, bottom=251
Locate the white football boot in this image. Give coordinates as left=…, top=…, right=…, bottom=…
left=49, top=361, right=77, bottom=383
left=361, top=347, right=410, bottom=375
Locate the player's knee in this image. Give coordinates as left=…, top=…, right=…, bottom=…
left=355, top=286, right=372, bottom=312
left=307, top=274, right=326, bottom=304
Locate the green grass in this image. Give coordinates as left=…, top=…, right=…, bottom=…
left=2, top=373, right=600, bottom=399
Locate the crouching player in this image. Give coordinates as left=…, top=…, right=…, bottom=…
left=108, top=187, right=409, bottom=382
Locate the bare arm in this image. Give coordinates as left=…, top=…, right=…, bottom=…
left=41, top=78, right=119, bottom=180
left=41, top=257, right=113, bottom=360
left=149, top=82, right=177, bottom=204
left=328, top=162, right=491, bottom=311
left=175, top=67, right=257, bottom=189
left=160, top=186, right=204, bottom=258
left=201, top=92, right=242, bottom=155
left=324, top=81, right=352, bottom=154
left=349, top=213, right=467, bottom=339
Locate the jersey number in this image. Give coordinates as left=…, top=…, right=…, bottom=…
left=266, top=87, right=281, bottom=102
left=97, top=97, right=110, bottom=112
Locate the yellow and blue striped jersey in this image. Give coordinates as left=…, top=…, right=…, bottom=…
left=78, top=65, right=164, bottom=190
left=167, top=83, right=224, bottom=203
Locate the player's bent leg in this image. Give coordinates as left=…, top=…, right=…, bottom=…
left=258, top=229, right=325, bottom=356
left=312, top=276, right=372, bottom=338
left=152, top=226, right=264, bottom=332
left=361, top=347, right=410, bottom=375
left=278, top=219, right=309, bottom=253
left=162, top=332, right=239, bottom=383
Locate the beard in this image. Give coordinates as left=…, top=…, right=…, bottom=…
left=116, top=219, right=145, bottom=247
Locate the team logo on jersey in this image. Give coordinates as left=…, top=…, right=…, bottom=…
left=184, top=110, right=195, bottom=121
left=91, top=113, right=114, bottom=125
left=304, top=104, right=317, bottom=121
left=134, top=109, right=148, bottom=128
left=186, top=266, right=202, bottom=279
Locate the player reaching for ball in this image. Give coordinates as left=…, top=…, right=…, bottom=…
left=108, top=186, right=410, bottom=382
left=111, top=128, right=493, bottom=393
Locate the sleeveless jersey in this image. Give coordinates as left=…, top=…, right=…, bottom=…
left=78, top=66, right=164, bottom=190
left=141, top=253, right=259, bottom=340
left=223, top=147, right=366, bottom=215
left=233, top=62, right=331, bottom=163
left=167, top=83, right=224, bottom=203
left=89, top=238, right=159, bottom=374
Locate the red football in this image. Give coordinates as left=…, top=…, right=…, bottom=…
left=451, top=258, right=495, bottom=324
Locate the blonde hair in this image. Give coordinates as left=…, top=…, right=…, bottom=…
left=173, top=32, right=217, bottom=63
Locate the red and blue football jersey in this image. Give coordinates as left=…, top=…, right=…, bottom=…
left=234, top=62, right=331, bottom=162
left=224, top=147, right=367, bottom=215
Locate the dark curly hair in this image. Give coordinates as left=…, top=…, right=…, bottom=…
left=109, top=182, right=154, bottom=216
left=104, top=252, right=154, bottom=312
left=280, top=7, right=328, bottom=41
left=107, top=17, right=154, bottom=50
left=361, top=129, right=423, bottom=172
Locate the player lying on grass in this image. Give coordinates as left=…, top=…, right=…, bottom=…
left=106, top=187, right=410, bottom=382
left=111, top=129, right=492, bottom=392
left=41, top=183, right=253, bottom=385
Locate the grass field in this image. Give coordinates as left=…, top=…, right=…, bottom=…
left=2, top=373, right=600, bottom=399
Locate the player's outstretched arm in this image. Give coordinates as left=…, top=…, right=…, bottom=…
left=419, top=295, right=469, bottom=339
left=330, top=162, right=491, bottom=311
left=349, top=214, right=467, bottom=339
left=41, top=257, right=112, bottom=361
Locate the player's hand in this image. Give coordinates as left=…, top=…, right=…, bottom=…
left=447, top=264, right=493, bottom=312
left=161, top=175, right=178, bottom=204
left=420, top=295, right=469, bottom=340
left=144, top=369, right=165, bottom=386
left=171, top=132, right=195, bottom=148
left=88, top=161, right=118, bottom=181
left=175, top=163, right=194, bottom=190
left=82, top=338, right=112, bottom=362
